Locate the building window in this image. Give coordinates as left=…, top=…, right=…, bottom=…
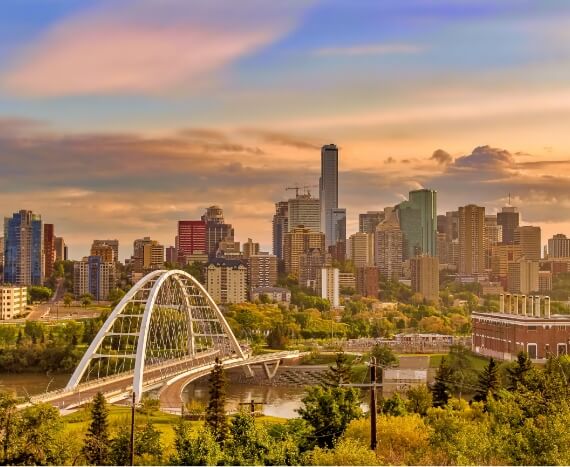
left=558, top=343, right=568, bottom=356
left=527, top=343, right=538, bottom=359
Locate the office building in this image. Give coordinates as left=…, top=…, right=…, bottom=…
left=514, top=226, right=541, bottom=261
left=3, top=210, right=44, bottom=286
left=375, top=210, right=403, bottom=280
left=548, top=234, right=570, bottom=258
left=90, top=242, right=115, bottom=263
left=349, top=232, right=375, bottom=268
left=458, top=204, right=485, bottom=275
left=0, top=237, right=3, bottom=270
left=320, top=144, right=339, bottom=247
left=397, top=189, right=437, bottom=259
left=356, top=266, right=379, bottom=298
left=166, top=246, right=177, bottom=264
left=178, top=220, right=207, bottom=261
left=359, top=211, right=384, bottom=235
left=507, top=259, right=539, bottom=294
left=132, top=237, right=164, bottom=272
left=490, top=243, right=522, bottom=286
left=201, top=206, right=234, bottom=259
left=92, top=240, right=119, bottom=263
left=0, top=285, right=27, bottom=319
left=484, top=215, right=502, bottom=270
left=272, top=201, right=289, bottom=260
left=411, top=255, right=440, bottom=302
left=288, top=194, right=321, bottom=233
left=331, top=208, right=346, bottom=247
left=539, top=271, right=553, bottom=293
left=318, top=267, right=340, bottom=308
left=205, top=258, right=247, bottom=304
left=43, top=224, right=55, bottom=279
left=497, top=206, right=519, bottom=244
left=472, top=295, right=570, bottom=361
left=216, top=239, right=241, bottom=259
left=74, top=256, right=116, bottom=300
left=248, top=254, right=278, bottom=290
left=437, top=232, right=448, bottom=266
left=243, top=238, right=260, bottom=259
left=299, top=248, right=331, bottom=289
left=339, top=272, right=356, bottom=291
left=283, top=226, right=326, bottom=277
left=54, top=237, right=66, bottom=261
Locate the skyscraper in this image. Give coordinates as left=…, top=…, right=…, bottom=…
left=497, top=206, right=519, bottom=244
left=548, top=234, right=570, bottom=258
left=397, top=189, right=437, bottom=259
left=288, top=194, right=320, bottom=233
left=201, top=206, right=234, bottom=259
left=44, top=224, right=55, bottom=279
left=272, top=201, right=289, bottom=260
left=74, top=255, right=115, bottom=300
left=177, top=220, right=206, bottom=260
left=359, top=211, right=384, bottom=234
left=54, top=237, right=66, bottom=261
left=514, top=226, right=541, bottom=261
left=132, top=237, right=165, bottom=272
left=458, top=204, right=485, bottom=275
left=4, top=210, right=44, bottom=286
left=283, top=226, right=325, bottom=277
left=92, top=240, right=119, bottom=263
left=411, top=255, right=440, bottom=302
left=375, top=209, right=403, bottom=280
left=320, top=144, right=339, bottom=247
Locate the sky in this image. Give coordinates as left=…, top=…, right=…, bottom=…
left=1, top=0, right=570, bottom=260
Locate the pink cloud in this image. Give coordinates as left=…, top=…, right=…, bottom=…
left=2, top=0, right=310, bottom=96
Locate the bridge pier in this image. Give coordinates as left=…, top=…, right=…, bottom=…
left=262, top=360, right=281, bottom=380
left=243, top=364, right=255, bottom=378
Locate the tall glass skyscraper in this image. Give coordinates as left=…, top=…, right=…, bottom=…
left=320, top=144, right=339, bottom=247
left=4, top=210, right=44, bottom=285
left=397, top=189, right=437, bottom=259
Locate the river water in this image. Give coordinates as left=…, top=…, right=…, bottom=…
left=0, top=373, right=70, bottom=397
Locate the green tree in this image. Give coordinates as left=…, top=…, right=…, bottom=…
left=298, top=385, right=362, bottom=448
left=224, top=412, right=272, bottom=465
left=266, top=322, right=290, bottom=349
left=83, top=392, right=111, bottom=465
left=474, top=358, right=500, bottom=403
left=108, top=288, right=125, bottom=308
left=506, top=351, right=532, bottom=390
left=170, top=422, right=222, bottom=466
left=80, top=293, right=94, bottom=307
left=63, top=293, right=73, bottom=307
left=431, top=357, right=453, bottom=407
left=111, top=420, right=162, bottom=465
left=307, top=437, right=379, bottom=466
left=381, top=393, right=408, bottom=416
left=406, top=384, right=433, bottom=416
left=28, top=286, right=53, bottom=303
left=324, top=351, right=352, bottom=386
left=371, top=344, right=398, bottom=368
left=205, top=357, right=229, bottom=444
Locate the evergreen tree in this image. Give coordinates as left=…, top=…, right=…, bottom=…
left=474, top=358, right=500, bottom=403
left=431, top=357, right=453, bottom=407
left=82, top=392, right=111, bottom=465
left=324, top=351, right=352, bottom=386
left=205, top=357, right=229, bottom=444
left=506, top=351, right=532, bottom=390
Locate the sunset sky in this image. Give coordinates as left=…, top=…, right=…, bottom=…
left=1, top=0, right=570, bottom=259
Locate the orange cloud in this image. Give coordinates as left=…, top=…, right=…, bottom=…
left=1, top=0, right=311, bottom=96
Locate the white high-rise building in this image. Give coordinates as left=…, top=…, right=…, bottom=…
left=320, top=144, right=339, bottom=247
left=318, top=267, right=339, bottom=308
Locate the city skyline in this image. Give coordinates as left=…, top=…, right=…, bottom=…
left=1, top=1, right=570, bottom=257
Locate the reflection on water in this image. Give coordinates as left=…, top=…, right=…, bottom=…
left=0, top=373, right=70, bottom=397
left=183, top=381, right=308, bottom=419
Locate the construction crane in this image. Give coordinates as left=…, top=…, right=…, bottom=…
left=285, top=184, right=318, bottom=198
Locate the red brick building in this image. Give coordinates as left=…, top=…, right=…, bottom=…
left=472, top=294, right=570, bottom=361
left=43, top=223, right=55, bottom=279
left=177, top=220, right=206, bottom=261
left=356, top=266, right=379, bottom=298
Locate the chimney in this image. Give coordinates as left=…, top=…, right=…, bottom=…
left=499, top=294, right=505, bottom=313
left=534, top=296, right=541, bottom=317
left=528, top=295, right=534, bottom=316
left=514, top=295, right=519, bottom=315
left=545, top=296, right=551, bottom=319
left=521, top=295, right=527, bottom=316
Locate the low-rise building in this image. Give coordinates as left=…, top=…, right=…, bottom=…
left=472, top=294, right=570, bottom=361
left=0, top=285, right=27, bottom=319
left=251, top=287, right=291, bottom=303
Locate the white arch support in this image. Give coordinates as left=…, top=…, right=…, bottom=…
left=66, top=269, right=245, bottom=402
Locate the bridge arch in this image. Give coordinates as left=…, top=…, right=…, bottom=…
left=66, top=269, right=244, bottom=401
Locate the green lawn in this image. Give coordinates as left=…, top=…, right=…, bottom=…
left=429, top=352, right=489, bottom=370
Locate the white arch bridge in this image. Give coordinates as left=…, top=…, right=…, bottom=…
left=27, top=270, right=301, bottom=411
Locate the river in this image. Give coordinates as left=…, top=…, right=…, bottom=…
left=0, top=372, right=70, bottom=397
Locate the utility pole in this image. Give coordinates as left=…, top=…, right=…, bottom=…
left=130, top=392, right=136, bottom=466
left=238, top=399, right=265, bottom=416
left=369, top=357, right=377, bottom=451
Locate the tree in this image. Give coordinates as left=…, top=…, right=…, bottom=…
left=381, top=393, right=408, bottom=416
left=171, top=422, right=222, bottom=466
left=307, top=437, right=379, bottom=466
left=111, top=420, right=162, bottom=465
left=431, top=357, right=453, bottom=407
left=266, top=322, right=289, bottom=349
left=506, top=351, right=532, bottom=390
left=108, top=288, right=125, bottom=308
left=224, top=412, right=272, bottom=465
left=83, top=392, right=111, bottom=465
left=63, top=293, right=73, bottom=307
left=205, top=357, right=229, bottom=444
left=371, top=344, right=398, bottom=368
left=298, top=385, right=362, bottom=448
left=28, top=286, right=53, bottom=303
left=80, top=293, right=94, bottom=307
left=324, top=351, right=352, bottom=386
left=474, top=358, right=500, bottom=403
left=406, top=385, right=433, bottom=416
